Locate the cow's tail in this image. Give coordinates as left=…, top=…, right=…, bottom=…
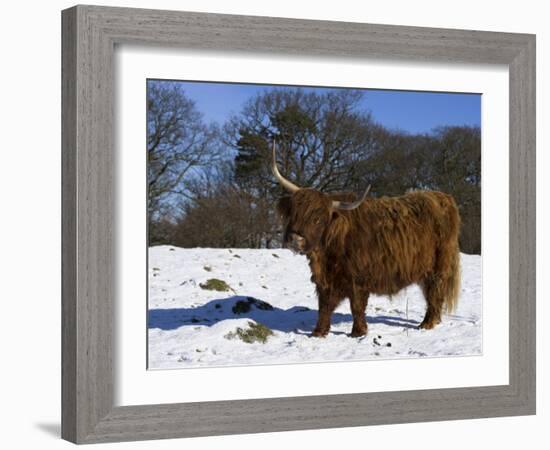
left=438, top=198, right=461, bottom=314
left=440, top=242, right=461, bottom=313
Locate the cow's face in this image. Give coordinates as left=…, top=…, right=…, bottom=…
left=271, top=141, right=370, bottom=254
left=277, top=189, right=333, bottom=255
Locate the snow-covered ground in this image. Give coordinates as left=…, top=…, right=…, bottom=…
left=148, top=246, right=482, bottom=369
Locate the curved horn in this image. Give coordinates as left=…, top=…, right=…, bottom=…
left=332, top=185, right=371, bottom=210
left=271, top=141, right=300, bottom=194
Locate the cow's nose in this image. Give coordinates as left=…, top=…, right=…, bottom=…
left=290, top=232, right=304, bottom=243
left=289, top=233, right=306, bottom=252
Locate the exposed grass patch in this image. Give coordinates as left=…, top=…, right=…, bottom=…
left=199, top=278, right=232, bottom=292
left=224, top=321, right=274, bottom=344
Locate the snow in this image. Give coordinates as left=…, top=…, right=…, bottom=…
left=148, top=246, right=481, bottom=369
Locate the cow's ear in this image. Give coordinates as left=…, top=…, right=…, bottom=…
left=276, top=196, right=291, bottom=219
left=326, top=210, right=350, bottom=247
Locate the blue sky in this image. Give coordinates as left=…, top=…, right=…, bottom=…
left=151, top=80, right=480, bottom=135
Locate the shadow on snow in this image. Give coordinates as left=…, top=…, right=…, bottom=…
left=148, top=295, right=419, bottom=333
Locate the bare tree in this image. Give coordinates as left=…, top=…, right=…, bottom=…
left=172, top=161, right=278, bottom=249
left=147, top=81, right=221, bottom=221
left=431, top=126, right=481, bottom=254
left=225, top=88, right=378, bottom=194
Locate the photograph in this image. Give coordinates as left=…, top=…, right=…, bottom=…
left=146, top=79, right=482, bottom=369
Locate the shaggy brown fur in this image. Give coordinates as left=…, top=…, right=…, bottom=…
left=277, top=189, right=461, bottom=337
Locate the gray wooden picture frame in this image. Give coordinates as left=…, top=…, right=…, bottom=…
left=61, top=4, right=536, bottom=444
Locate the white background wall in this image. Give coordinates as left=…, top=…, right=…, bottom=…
left=0, top=0, right=546, bottom=448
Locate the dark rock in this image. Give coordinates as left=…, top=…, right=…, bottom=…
left=232, top=297, right=274, bottom=314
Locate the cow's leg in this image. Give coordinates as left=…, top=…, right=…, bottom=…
left=349, top=288, right=369, bottom=337
left=419, top=275, right=443, bottom=329
left=312, top=290, right=340, bottom=337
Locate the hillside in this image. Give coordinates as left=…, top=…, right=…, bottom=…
left=148, top=246, right=482, bottom=369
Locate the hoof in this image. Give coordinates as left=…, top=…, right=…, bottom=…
left=311, top=328, right=329, bottom=338
left=350, top=327, right=368, bottom=338
left=418, top=318, right=440, bottom=330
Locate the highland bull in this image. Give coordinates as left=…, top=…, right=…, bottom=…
left=272, top=143, right=461, bottom=337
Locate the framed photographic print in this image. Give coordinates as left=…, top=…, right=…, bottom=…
left=62, top=5, right=536, bottom=444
